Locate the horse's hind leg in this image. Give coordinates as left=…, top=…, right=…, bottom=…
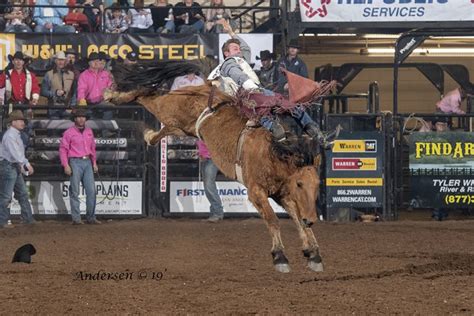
left=284, top=206, right=323, bottom=272
left=143, top=126, right=187, bottom=146
left=248, top=188, right=290, bottom=273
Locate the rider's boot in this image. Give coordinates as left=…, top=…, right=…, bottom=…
left=304, top=123, right=342, bottom=149
left=270, top=121, right=287, bottom=142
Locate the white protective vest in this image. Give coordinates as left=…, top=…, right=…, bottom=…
left=208, top=56, right=261, bottom=96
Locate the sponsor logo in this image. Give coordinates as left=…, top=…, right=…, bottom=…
left=332, top=158, right=377, bottom=171
left=176, top=188, right=248, bottom=197
left=333, top=140, right=377, bottom=153
left=326, top=178, right=383, bottom=186
left=399, top=38, right=417, bottom=55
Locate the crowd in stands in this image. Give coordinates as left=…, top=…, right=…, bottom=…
left=0, top=0, right=236, bottom=33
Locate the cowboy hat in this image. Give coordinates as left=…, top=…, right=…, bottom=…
left=256, top=50, right=276, bottom=61
left=53, top=51, right=67, bottom=60
left=65, top=48, right=78, bottom=56
left=87, top=52, right=100, bottom=61
left=287, top=38, right=300, bottom=49
left=7, top=51, right=29, bottom=62
left=71, top=108, right=89, bottom=120
left=12, top=243, right=36, bottom=264
left=98, top=52, right=110, bottom=61
left=7, top=110, right=27, bottom=123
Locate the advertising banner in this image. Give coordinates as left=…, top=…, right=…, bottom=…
left=299, top=0, right=473, bottom=23
left=169, top=181, right=285, bottom=213
left=409, top=132, right=474, bottom=208
left=325, top=132, right=385, bottom=208
left=0, top=33, right=219, bottom=70
left=0, top=33, right=273, bottom=71
left=10, top=181, right=143, bottom=215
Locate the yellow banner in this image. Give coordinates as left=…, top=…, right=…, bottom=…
left=326, top=178, right=383, bottom=186
left=332, top=139, right=377, bottom=153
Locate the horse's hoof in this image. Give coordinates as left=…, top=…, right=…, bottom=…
left=143, top=129, right=157, bottom=146
left=274, top=263, right=291, bottom=273
left=307, top=261, right=324, bottom=272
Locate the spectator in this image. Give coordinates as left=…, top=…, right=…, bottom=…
left=34, top=0, right=75, bottom=32
left=64, top=0, right=91, bottom=32
left=65, top=48, right=83, bottom=77
left=0, top=0, right=8, bottom=31
left=0, top=110, right=36, bottom=228
left=77, top=52, right=113, bottom=120
left=104, top=2, right=128, bottom=33
left=256, top=50, right=277, bottom=91
left=170, top=70, right=204, bottom=90
left=4, top=0, right=33, bottom=33
left=436, top=87, right=466, bottom=115
left=197, top=140, right=224, bottom=223
left=124, top=51, right=138, bottom=65
left=173, top=0, right=204, bottom=34
left=0, top=51, right=39, bottom=106
left=205, top=0, right=233, bottom=33
left=59, top=108, right=101, bottom=225
left=275, top=39, right=308, bottom=95
left=127, top=0, right=153, bottom=33
left=78, top=0, right=103, bottom=31
left=41, top=51, right=76, bottom=119
left=149, top=0, right=174, bottom=33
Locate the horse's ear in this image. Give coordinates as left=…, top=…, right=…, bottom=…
left=313, top=154, right=322, bottom=168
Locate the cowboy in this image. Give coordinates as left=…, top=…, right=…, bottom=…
left=41, top=51, right=76, bottom=119
left=59, top=108, right=101, bottom=225
left=256, top=50, right=277, bottom=91
left=77, top=52, right=114, bottom=120
left=0, top=51, right=40, bottom=106
left=0, top=110, right=36, bottom=228
left=207, top=21, right=333, bottom=145
left=275, top=39, right=308, bottom=95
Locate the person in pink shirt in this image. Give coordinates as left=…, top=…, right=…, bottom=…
left=59, top=108, right=101, bottom=225
left=436, top=87, right=466, bottom=115
left=77, top=52, right=114, bottom=120
left=432, top=87, right=466, bottom=132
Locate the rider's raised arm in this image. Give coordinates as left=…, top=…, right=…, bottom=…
left=234, top=35, right=251, bottom=64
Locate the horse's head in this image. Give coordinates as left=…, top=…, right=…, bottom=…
left=281, top=155, right=321, bottom=228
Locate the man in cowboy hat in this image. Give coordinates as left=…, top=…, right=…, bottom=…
left=0, top=110, right=36, bottom=228
left=0, top=51, right=40, bottom=106
left=77, top=52, right=114, bottom=120
left=275, top=38, right=308, bottom=95
left=59, top=108, right=101, bottom=225
left=41, top=51, right=76, bottom=119
left=256, top=50, right=277, bottom=90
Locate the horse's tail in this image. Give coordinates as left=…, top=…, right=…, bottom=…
left=112, top=60, right=203, bottom=93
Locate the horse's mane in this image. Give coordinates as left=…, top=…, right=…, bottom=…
left=112, top=56, right=219, bottom=94
left=112, top=60, right=206, bottom=94
left=271, top=136, right=320, bottom=168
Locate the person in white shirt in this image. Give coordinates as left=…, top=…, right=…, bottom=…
left=128, top=0, right=154, bottom=33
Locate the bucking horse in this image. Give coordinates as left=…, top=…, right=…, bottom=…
left=106, top=60, right=327, bottom=273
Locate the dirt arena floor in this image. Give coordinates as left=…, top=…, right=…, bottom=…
left=1, top=216, right=473, bottom=314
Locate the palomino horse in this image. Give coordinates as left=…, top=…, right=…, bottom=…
left=107, top=61, right=324, bottom=273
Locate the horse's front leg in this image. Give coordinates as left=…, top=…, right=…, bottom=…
left=248, top=187, right=290, bottom=273
left=282, top=201, right=323, bottom=272
left=143, top=126, right=187, bottom=146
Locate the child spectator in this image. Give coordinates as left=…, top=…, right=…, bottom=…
left=105, top=2, right=128, bottom=33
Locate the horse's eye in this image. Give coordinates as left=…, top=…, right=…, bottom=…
left=297, top=181, right=303, bottom=188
